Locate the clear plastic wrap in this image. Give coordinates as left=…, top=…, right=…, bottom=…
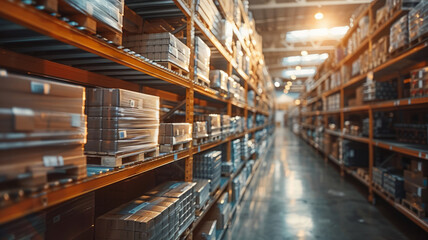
left=196, top=0, right=222, bottom=31
left=410, top=66, right=428, bottom=97
left=159, top=123, right=192, bottom=145
left=209, top=70, right=229, bottom=91
left=409, top=1, right=428, bottom=42
left=195, top=37, right=211, bottom=83
left=194, top=150, right=222, bottom=192
left=85, top=88, right=159, bottom=156
left=389, top=14, right=409, bottom=53
left=193, top=121, right=209, bottom=139
left=194, top=179, right=210, bottom=209
left=64, top=0, right=124, bottom=32
left=214, top=20, right=233, bottom=52
left=124, top=33, right=190, bottom=71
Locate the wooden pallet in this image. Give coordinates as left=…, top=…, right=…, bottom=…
left=410, top=32, right=428, bottom=48
left=157, top=62, right=189, bottom=77
left=34, top=0, right=122, bottom=45
left=402, top=199, right=426, bottom=218
left=86, top=148, right=159, bottom=167
left=193, top=136, right=209, bottom=146
left=160, top=141, right=191, bottom=153
left=389, top=44, right=408, bottom=58
left=374, top=184, right=401, bottom=203
left=194, top=76, right=210, bottom=88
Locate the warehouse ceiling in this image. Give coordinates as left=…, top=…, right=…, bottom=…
left=249, top=0, right=370, bottom=91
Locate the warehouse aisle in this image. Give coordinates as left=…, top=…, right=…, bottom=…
left=224, top=128, right=423, bottom=240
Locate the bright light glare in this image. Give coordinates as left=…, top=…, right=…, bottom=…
left=287, top=26, right=349, bottom=43
left=282, top=54, right=328, bottom=66
left=287, top=81, right=292, bottom=86
left=283, top=68, right=316, bottom=78
left=291, top=75, right=297, bottom=80
left=315, top=12, right=324, bottom=20
left=295, top=99, right=301, bottom=105
left=301, top=50, right=308, bottom=56
left=274, top=81, right=280, bottom=87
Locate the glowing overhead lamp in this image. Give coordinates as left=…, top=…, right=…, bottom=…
left=291, top=75, right=297, bottom=80
left=274, top=81, right=280, bottom=87
left=295, top=66, right=301, bottom=71
left=301, top=50, right=308, bottom=56
left=315, top=12, right=324, bottom=20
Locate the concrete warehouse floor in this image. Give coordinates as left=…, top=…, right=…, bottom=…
left=224, top=128, right=427, bottom=240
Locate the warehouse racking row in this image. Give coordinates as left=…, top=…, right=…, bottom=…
left=0, top=0, right=275, bottom=239
left=291, top=0, right=428, bottom=232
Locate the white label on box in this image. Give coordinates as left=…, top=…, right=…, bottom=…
left=119, top=130, right=127, bottom=139
left=70, top=114, right=81, bottom=127
left=31, top=81, right=50, bottom=95
left=138, top=99, right=143, bottom=109
left=129, top=99, right=135, bottom=108
left=43, top=156, right=64, bottom=167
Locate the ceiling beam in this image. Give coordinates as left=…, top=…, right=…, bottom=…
left=250, top=0, right=370, bottom=10
left=263, top=46, right=335, bottom=53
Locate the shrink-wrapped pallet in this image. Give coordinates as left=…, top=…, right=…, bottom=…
left=195, top=37, right=211, bottom=84
left=209, top=70, right=228, bottom=92
left=389, top=14, right=409, bottom=53
left=194, top=151, right=222, bottom=192
left=0, top=71, right=87, bottom=185
left=85, top=88, right=159, bottom=157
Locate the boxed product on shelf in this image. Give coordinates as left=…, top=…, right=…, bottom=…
left=409, top=1, right=428, bottom=42
left=195, top=114, right=222, bottom=137
left=209, top=70, right=229, bottom=93
left=410, top=66, right=428, bottom=97
left=64, top=0, right=124, bottom=33
left=159, top=123, right=192, bottom=153
left=194, top=150, right=222, bottom=192
left=342, top=140, right=368, bottom=167
left=218, top=0, right=234, bottom=19
left=46, top=192, right=95, bottom=240
left=196, top=220, right=217, bottom=240
left=325, top=93, right=340, bottom=111
left=371, top=36, right=389, bottom=69
left=390, top=0, right=421, bottom=12
left=383, top=172, right=405, bottom=200
left=362, top=112, right=395, bottom=138
left=124, top=32, right=190, bottom=71
left=195, top=37, right=211, bottom=84
left=214, top=19, right=233, bottom=52
left=193, top=121, right=209, bottom=139
left=394, top=123, right=428, bottom=144
left=233, top=0, right=241, bottom=27
left=241, top=134, right=249, bottom=161
left=231, top=139, right=241, bottom=169
left=194, top=179, right=211, bottom=210
left=213, top=192, right=230, bottom=230
left=0, top=71, right=87, bottom=186
left=85, top=88, right=160, bottom=160
left=221, top=114, right=231, bottom=136
left=235, top=40, right=243, bottom=70
left=95, top=193, right=180, bottom=240
left=0, top=212, right=46, bottom=239
left=404, top=159, right=428, bottom=212
left=231, top=177, right=240, bottom=202
left=221, top=161, right=234, bottom=175
left=373, top=167, right=387, bottom=187
left=389, top=14, right=409, bottom=53
left=196, top=0, right=222, bottom=31
left=144, top=181, right=196, bottom=236
left=247, top=90, right=255, bottom=108
left=363, top=78, right=397, bottom=101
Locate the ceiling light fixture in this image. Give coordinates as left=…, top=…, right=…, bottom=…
left=315, top=12, right=324, bottom=20
left=274, top=81, right=280, bottom=87
left=291, top=75, right=297, bottom=80
left=301, top=50, right=308, bottom=56
left=295, top=66, right=301, bottom=71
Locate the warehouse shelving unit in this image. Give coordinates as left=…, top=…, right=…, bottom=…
left=0, top=0, right=275, bottom=238
left=292, top=0, right=428, bottom=232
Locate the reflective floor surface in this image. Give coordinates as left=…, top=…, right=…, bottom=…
left=224, top=128, right=427, bottom=240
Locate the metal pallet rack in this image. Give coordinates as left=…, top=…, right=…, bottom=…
left=293, top=0, right=428, bottom=232
left=0, top=0, right=276, bottom=238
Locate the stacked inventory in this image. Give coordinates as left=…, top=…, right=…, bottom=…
left=0, top=213, right=46, bottom=239
left=325, top=94, right=340, bottom=110
left=195, top=37, right=211, bottom=84
left=213, top=192, right=230, bottom=230
left=394, top=123, right=428, bottom=144
left=195, top=114, right=221, bottom=140
left=209, top=70, right=229, bottom=93
left=194, top=150, right=222, bottom=192
left=216, top=20, right=233, bottom=52
left=248, top=90, right=255, bottom=108
left=384, top=172, right=405, bottom=200
left=85, top=88, right=159, bottom=166
left=363, top=78, right=397, bottom=101
left=65, top=0, right=124, bottom=33
left=221, top=115, right=231, bottom=137
left=194, top=179, right=211, bottom=210
left=373, top=167, right=387, bottom=187
left=231, top=139, right=241, bottom=170
left=389, top=14, right=409, bottom=53
left=404, top=159, right=428, bottom=217
left=0, top=72, right=87, bottom=189
left=409, top=1, right=428, bottom=42
left=159, top=123, right=192, bottom=153
left=193, top=121, right=209, bottom=145
left=231, top=116, right=245, bottom=133
left=124, top=33, right=190, bottom=71
left=362, top=112, right=394, bottom=138
left=410, top=67, right=428, bottom=97
left=371, top=36, right=388, bottom=69
left=145, top=181, right=196, bottom=237
left=241, top=134, right=249, bottom=161
left=342, top=140, right=368, bottom=167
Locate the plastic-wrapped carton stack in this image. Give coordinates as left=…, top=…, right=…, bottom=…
left=209, top=70, right=229, bottom=93
left=195, top=37, right=211, bottom=84
left=389, top=14, right=409, bottom=53
left=193, top=121, right=209, bottom=144
left=231, top=116, right=245, bottom=133
left=195, top=0, right=222, bottom=31
left=194, top=179, right=210, bottom=210
left=241, top=134, right=249, bottom=161
left=65, top=0, right=124, bottom=33
left=233, top=0, right=241, bottom=27
left=404, top=159, right=428, bottom=215
left=85, top=88, right=159, bottom=164
left=216, top=20, right=233, bottom=52
left=371, top=36, right=388, bottom=69
left=193, top=150, right=222, bottom=192
left=145, top=181, right=196, bottom=237
left=409, top=1, right=428, bottom=42
left=362, top=77, right=397, bottom=101
left=221, top=114, right=231, bottom=137
left=195, top=114, right=221, bottom=139
left=247, top=90, right=255, bottom=108
left=231, top=139, right=241, bottom=170
left=124, top=33, right=190, bottom=71
left=159, top=123, right=192, bottom=153
left=0, top=72, right=87, bottom=188
left=214, top=192, right=230, bottom=230
left=410, top=67, right=428, bottom=97
left=325, top=94, right=340, bottom=110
